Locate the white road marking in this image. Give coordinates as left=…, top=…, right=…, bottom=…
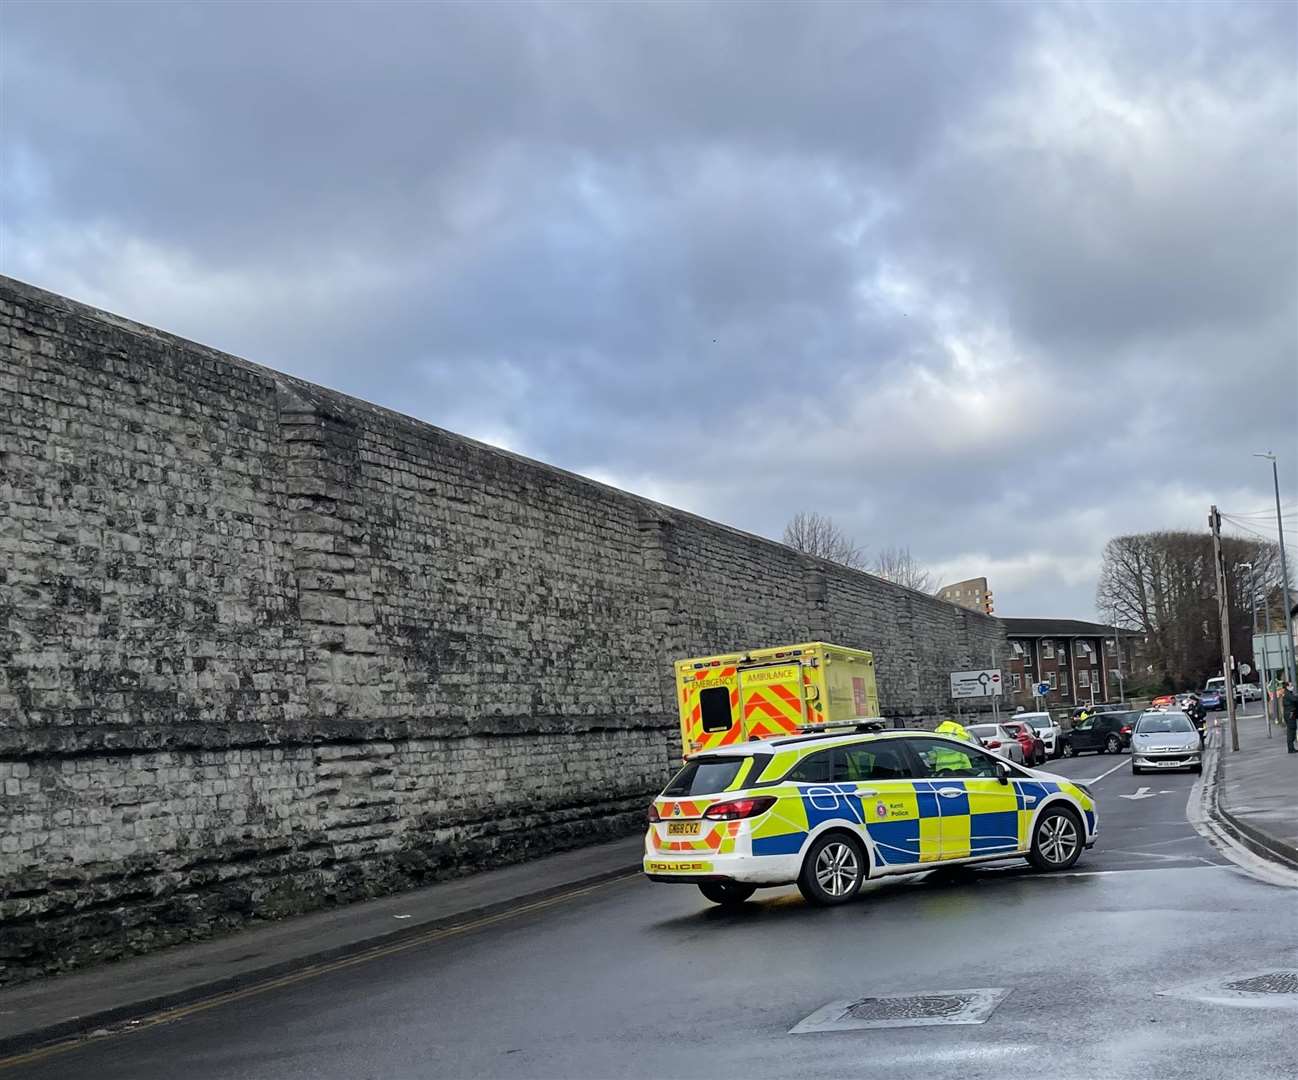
left=1120, top=787, right=1158, bottom=801
left=1050, top=864, right=1228, bottom=878
left=1079, top=759, right=1131, bottom=784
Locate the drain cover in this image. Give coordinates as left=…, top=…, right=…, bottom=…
left=791, top=988, right=1010, bottom=1033
left=1224, top=972, right=1298, bottom=995
left=1160, top=971, right=1298, bottom=1009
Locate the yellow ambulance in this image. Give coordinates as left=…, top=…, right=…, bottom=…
left=674, top=642, right=881, bottom=757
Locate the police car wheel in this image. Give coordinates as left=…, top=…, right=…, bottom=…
left=1028, top=807, right=1083, bottom=871
left=697, top=882, right=756, bottom=907
left=798, top=832, right=866, bottom=906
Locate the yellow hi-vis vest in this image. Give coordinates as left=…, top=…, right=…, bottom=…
left=932, top=720, right=973, bottom=772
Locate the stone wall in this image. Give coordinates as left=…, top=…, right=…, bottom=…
left=0, top=276, right=1007, bottom=982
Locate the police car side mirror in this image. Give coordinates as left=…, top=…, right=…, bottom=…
left=995, top=761, right=1012, bottom=786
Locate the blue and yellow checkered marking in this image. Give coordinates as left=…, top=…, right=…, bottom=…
left=748, top=776, right=1086, bottom=862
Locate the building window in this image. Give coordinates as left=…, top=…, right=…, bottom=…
left=1048, top=672, right=1057, bottom=690
left=1106, top=638, right=1116, bottom=653
left=1011, top=641, right=1024, bottom=658
left=1042, top=640, right=1054, bottom=659
left=1012, top=673, right=1022, bottom=691
left=1059, top=674, right=1070, bottom=696
left=1078, top=669, right=1090, bottom=688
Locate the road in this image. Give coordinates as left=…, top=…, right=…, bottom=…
left=11, top=715, right=1296, bottom=1080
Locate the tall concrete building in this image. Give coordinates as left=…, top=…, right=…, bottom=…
left=938, top=576, right=993, bottom=615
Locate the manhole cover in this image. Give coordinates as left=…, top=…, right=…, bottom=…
left=1224, top=972, right=1298, bottom=995
left=1160, top=971, right=1298, bottom=1009
left=845, top=994, right=974, bottom=1022
left=791, top=988, right=1010, bottom=1033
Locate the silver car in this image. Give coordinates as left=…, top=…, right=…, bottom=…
left=966, top=723, right=1026, bottom=764
left=1130, top=711, right=1202, bottom=775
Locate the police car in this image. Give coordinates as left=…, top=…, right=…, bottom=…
left=644, top=729, right=1097, bottom=907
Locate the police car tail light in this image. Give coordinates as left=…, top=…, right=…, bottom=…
left=703, top=796, right=776, bottom=821
left=647, top=804, right=662, bottom=824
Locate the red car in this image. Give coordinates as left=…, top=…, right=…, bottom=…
left=1002, top=720, right=1046, bottom=766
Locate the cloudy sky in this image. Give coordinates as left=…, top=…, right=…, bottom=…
left=3, top=1, right=1295, bottom=619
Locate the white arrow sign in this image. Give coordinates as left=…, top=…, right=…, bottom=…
left=1120, top=787, right=1157, bottom=801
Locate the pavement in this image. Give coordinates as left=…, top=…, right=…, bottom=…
left=1214, top=702, right=1298, bottom=869
left=0, top=835, right=643, bottom=1060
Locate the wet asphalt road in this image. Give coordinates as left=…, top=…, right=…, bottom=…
left=14, top=716, right=1297, bottom=1080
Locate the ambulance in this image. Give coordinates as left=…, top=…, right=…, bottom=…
left=675, top=642, right=881, bottom=757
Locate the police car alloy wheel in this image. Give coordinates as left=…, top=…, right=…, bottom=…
left=798, top=832, right=867, bottom=906
left=1029, top=807, right=1083, bottom=871
left=698, top=882, right=756, bottom=907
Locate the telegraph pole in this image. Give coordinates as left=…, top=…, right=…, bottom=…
left=1210, top=506, right=1240, bottom=751
left=1111, top=605, right=1126, bottom=705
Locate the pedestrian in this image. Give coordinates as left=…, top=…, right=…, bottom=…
left=1283, top=681, right=1297, bottom=754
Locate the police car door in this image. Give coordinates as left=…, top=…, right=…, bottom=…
left=905, top=737, right=1020, bottom=861
left=837, top=743, right=939, bottom=868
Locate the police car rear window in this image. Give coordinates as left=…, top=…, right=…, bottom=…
left=663, top=758, right=744, bottom=796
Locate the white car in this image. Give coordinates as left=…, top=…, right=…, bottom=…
left=966, top=723, right=1026, bottom=764
left=1236, top=683, right=1262, bottom=702
left=1014, top=711, right=1062, bottom=759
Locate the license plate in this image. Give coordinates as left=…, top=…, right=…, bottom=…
left=667, top=822, right=701, bottom=837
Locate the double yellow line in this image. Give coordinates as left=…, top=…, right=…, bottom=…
left=0, top=871, right=639, bottom=1072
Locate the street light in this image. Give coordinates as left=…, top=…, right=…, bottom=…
left=1253, top=452, right=1297, bottom=688
left=1239, top=561, right=1268, bottom=736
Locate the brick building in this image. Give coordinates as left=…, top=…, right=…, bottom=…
left=1002, top=618, right=1144, bottom=711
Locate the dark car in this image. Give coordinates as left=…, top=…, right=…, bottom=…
left=1061, top=710, right=1138, bottom=757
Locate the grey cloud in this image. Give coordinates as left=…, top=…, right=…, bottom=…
left=2, top=0, right=1294, bottom=621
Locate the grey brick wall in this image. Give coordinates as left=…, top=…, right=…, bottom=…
left=0, top=276, right=1007, bottom=982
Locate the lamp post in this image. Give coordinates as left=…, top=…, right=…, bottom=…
left=1240, top=561, right=1267, bottom=737
left=1254, top=452, right=1296, bottom=688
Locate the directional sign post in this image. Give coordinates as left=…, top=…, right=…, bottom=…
left=950, top=669, right=1003, bottom=699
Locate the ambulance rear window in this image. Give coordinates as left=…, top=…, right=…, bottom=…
left=663, top=758, right=744, bottom=796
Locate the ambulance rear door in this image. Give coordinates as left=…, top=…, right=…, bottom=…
left=737, top=661, right=807, bottom=741
left=679, top=663, right=741, bottom=756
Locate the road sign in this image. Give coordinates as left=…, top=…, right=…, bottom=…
left=1240, top=663, right=1252, bottom=677
left=1035, top=682, right=1050, bottom=697
left=1254, top=632, right=1295, bottom=670
left=950, top=669, right=1003, bottom=699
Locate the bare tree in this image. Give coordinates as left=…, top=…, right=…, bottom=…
left=873, top=545, right=935, bottom=593
left=782, top=512, right=867, bottom=570
left=1096, top=530, right=1289, bottom=690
